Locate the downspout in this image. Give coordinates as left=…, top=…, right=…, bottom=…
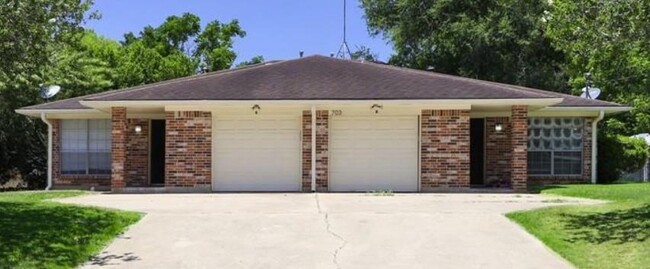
left=40, top=113, right=53, bottom=190
left=591, top=110, right=605, bottom=184
left=311, top=106, right=317, bottom=192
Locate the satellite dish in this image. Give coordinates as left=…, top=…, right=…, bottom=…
left=580, top=87, right=601, bottom=99
left=39, top=84, right=61, bottom=101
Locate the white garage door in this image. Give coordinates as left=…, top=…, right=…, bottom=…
left=330, top=116, right=418, bottom=192
left=212, top=116, right=301, bottom=191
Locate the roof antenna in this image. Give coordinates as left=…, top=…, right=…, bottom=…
left=39, top=84, right=61, bottom=102
left=580, top=72, right=601, bottom=99
left=335, top=0, right=352, bottom=59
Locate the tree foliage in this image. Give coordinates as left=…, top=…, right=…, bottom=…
left=48, top=31, right=118, bottom=98
left=546, top=0, right=650, bottom=135
left=194, top=20, right=246, bottom=71
left=351, top=45, right=379, bottom=62
left=598, top=133, right=650, bottom=183
left=0, top=0, right=96, bottom=186
left=121, top=13, right=245, bottom=81
left=0, top=0, right=98, bottom=78
left=236, top=55, right=265, bottom=67
left=360, top=0, right=567, bottom=91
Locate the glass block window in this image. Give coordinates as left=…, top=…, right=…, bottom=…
left=527, top=118, right=583, bottom=175
left=61, top=119, right=111, bottom=175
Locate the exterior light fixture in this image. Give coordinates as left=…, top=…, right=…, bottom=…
left=371, top=104, right=383, bottom=114
left=495, top=123, right=504, bottom=132
left=135, top=125, right=142, bottom=134
left=252, top=104, right=261, bottom=115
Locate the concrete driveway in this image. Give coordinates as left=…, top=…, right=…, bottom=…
left=59, top=193, right=596, bottom=269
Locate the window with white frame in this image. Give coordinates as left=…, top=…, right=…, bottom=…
left=61, top=119, right=111, bottom=175
left=527, top=118, right=584, bottom=175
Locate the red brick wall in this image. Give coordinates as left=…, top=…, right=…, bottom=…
left=510, top=106, right=528, bottom=191
left=52, top=119, right=60, bottom=183
left=111, top=107, right=127, bottom=189
left=420, top=109, right=470, bottom=190
left=302, top=110, right=329, bottom=192
left=485, top=117, right=512, bottom=187
left=302, top=112, right=311, bottom=191
left=125, top=119, right=149, bottom=187
left=165, top=111, right=212, bottom=188
left=584, top=117, right=594, bottom=179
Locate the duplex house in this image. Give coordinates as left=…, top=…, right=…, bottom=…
left=17, top=55, right=628, bottom=192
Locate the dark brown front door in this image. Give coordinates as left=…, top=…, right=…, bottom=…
left=150, top=120, right=166, bottom=185
left=470, top=118, right=485, bottom=185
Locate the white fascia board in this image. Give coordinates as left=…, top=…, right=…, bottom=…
left=471, top=106, right=630, bottom=118
left=15, top=109, right=105, bottom=118
left=539, top=106, right=631, bottom=114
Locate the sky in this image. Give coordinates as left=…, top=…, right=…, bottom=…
left=85, top=0, right=393, bottom=63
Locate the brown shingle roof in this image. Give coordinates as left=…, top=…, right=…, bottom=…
left=20, top=55, right=622, bottom=110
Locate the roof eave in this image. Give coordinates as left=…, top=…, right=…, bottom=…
left=15, top=108, right=101, bottom=117
left=79, top=98, right=565, bottom=110
left=542, top=106, right=632, bottom=115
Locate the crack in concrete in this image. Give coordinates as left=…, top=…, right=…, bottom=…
left=315, top=194, right=347, bottom=269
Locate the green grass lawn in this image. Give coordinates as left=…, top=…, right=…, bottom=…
left=508, top=183, right=650, bottom=269
left=0, top=191, right=141, bottom=269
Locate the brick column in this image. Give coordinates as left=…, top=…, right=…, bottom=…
left=510, top=106, right=528, bottom=191
left=316, top=111, right=329, bottom=191
left=583, top=118, right=594, bottom=180
left=51, top=119, right=61, bottom=184
left=301, top=111, right=311, bottom=191
left=301, top=110, right=329, bottom=192
left=111, top=107, right=127, bottom=190
left=165, top=111, right=212, bottom=190
left=420, top=109, right=470, bottom=190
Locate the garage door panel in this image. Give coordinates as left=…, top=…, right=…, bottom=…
left=215, top=134, right=299, bottom=149
left=332, top=119, right=372, bottom=129
left=212, top=116, right=301, bottom=191
left=330, top=116, right=418, bottom=192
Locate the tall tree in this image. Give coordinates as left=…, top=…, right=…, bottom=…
left=48, top=31, right=119, bottom=98
left=360, top=0, right=567, bottom=91
left=122, top=15, right=246, bottom=78
left=195, top=20, right=246, bottom=71
left=546, top=0, right=650, bottom=135
left=157, top=13, right=201, bottom=54
left=0, top=0, right=96, bottom=186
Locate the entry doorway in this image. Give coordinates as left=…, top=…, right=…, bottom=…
left=150, top=120, right=166, bottom=185
left=470, top=118, right=485, bottom=186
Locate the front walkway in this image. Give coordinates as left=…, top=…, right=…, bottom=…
left=59, top=193, right=597, bottom=269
